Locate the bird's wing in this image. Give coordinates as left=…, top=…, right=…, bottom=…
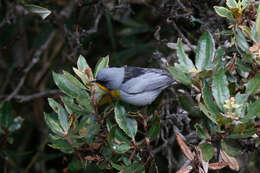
left=121, top=67, right=173, bottom=94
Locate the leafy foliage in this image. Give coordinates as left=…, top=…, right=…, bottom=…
left=44, top=1, right=259, bottom=171
left=44, top=55, right=163, bottom=171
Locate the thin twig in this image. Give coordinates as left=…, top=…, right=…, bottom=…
left=176, top=0, right=192, bottom=14
left=85, top=12, right=103, bottom=34
left=5, top=31, right=56, bottom=101
left=16, top=90, right=61, bottom=102
left=171, top=20, right=195, bottom=52
left=5, top=58, right=39, bottom=101
left=0, top=90, right=62, bottom=102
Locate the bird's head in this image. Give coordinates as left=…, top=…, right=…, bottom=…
left=91, top=67, right=124, bottom=90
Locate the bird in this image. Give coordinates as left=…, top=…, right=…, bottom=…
left=91, top=66, right=176, bottom=106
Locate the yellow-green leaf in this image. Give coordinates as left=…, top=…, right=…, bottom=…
left=214, top=6, right=235, bottom=21
left=226, top=0, right=238, bottom=9
left=108, top=126, right=131, bottom=153
left=94, top=55, right=109, bottom=77
left=176, top=39, right=195, bottom=72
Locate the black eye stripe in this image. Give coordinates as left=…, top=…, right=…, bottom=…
left=96, top=80, right=108, bottom=85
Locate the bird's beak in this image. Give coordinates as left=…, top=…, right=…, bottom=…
left=88, top=79, right=97, bottom=83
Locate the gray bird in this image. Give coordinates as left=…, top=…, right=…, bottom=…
left=92, top=66, right=176, bottom=106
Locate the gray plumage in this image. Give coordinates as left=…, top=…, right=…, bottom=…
left=95, top=66, right=175, bottom=106
left=95, top=67, right=125, bottom=90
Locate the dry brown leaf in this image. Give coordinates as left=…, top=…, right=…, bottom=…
left=84, top=155, right=102, bottom=162
left=227, top=56, right=236, bottom=72
left=220, top=149, right=239, bottom=171
left=176, top=134, right=194, bottom=161
left=208, top=162, right=228, bottom=170
left=63, top=167, right=69, bottom=173
left=249, top=44, right=260, bottom=52
left=176, top=165, right=193, bottom=173
left=199, top=167, right=205, bottom=173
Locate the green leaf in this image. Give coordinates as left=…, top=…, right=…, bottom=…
left=106, top=119, right=113, bottom=132
left=240, top=25, right=253, bottom=40
left=199, top=103, right=217, bottom=124
left=179, top=94, right=201, bottom=117
left=215, top=48, right=225, bottom=69
left=241, top=98, right=260, bottom=123
left=77, top=55, right=90, bottom=72
left=63, top=71, right=86, bottom=90
left=195, top=123, right=210, bottom=139
left=25, top=4, right=51, bottom=20
left=48, top=98, right=63, bottom=114
left=229, top=123, right=247, bottom=134
left=221, top=141, right=243, bottom=157
left=195, top=31, right=215, bottom=71
left=212, top=69, right=230, bottom=111
left=62, top=96, right=91, bottom=114
left=94, top=55, right=109, bottom=77
left=44, top=113, right=66, bottom=137
left=111, top=162, right=123, bottom=171
left=202, top=81, right=220, bottom=120
left=68, top=159, right=83, bottom=171
left=48, top=139, right=73, bottom=154
left=73, top=68, right=88, bottom=86
left=226, top=0, right=238, bottom=9
left=52, top=72, right=88, bottom=98
left=214, top=6, right=235, bottom=21
left=227, top=128, right=256, bottom=139
left=176, top=39, right=195, bottom=72
left=122, top=162, right=145, bottom=173
left=246, top=74, right=260, bottom=95
left=76, top=55, right=93, bottom=80
left=0, top=102, right=13, bottom=128
left=108, top=126, right=131, bottom=153
left=146, top=115, right=160, bottom=141
left=76, top=95, right=92, bottom=110
left=216, top=114, right=232, bottom=126
left=78, top=114, right=100, bottom=144
left=168, top=66, right=191, bottom=86
left=102, top=145, right=113, bottom=159
left=234, top=92, right=248, bottom=116
left=241, top=0, right=249, bottom=7
left=199, top=142, right=214, bottom=162
left=57, top=106, right=69, bottom=134
left=236, top=58, right=251, bottom=76
left=114, top=102, right=137, bottom=140
left=235, top=26, right=249, bottom=53
left=48, top=98, right=69, bottom=134
left=252, top=22, right=259, bottom=43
